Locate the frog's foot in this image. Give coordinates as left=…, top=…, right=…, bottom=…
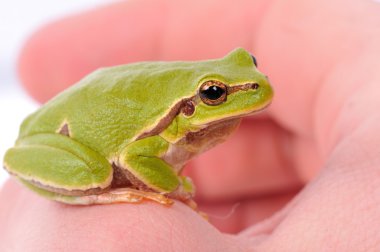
left=20, top=180, right=173, bottom=206
left=180, top=198, right=209, bottom=220
left=68, top=188, right=174, bottom=206
left=166, top=177, right=208, bottom=219
left=166, top=176, right=195, bottom=201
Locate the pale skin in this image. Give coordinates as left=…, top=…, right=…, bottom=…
left=1, top=0, right=380, bottom=250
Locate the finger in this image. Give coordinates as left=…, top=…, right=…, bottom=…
left=240, top=118, right=380, bottom=250
left=0, top=180, right=250, bottom=251
left=255, top=0, right=380, bottom=172
left=202, top=187, right=297, bottom=234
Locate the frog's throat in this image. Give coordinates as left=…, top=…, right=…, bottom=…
left=161, top=117, right=242, bottom=175
left=175, top=117, right=242, bottom=155
left=135, top=82, right=260, bottom=141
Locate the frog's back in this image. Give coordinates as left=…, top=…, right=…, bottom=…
left=18, top=61, right=210, bottom=158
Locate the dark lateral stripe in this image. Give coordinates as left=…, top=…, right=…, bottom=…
left=227, top=83, right=259, bottom=95
left=135, top=97, right=195, bottom=140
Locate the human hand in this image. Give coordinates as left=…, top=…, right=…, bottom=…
left=1, top=0, right=380, bottom=250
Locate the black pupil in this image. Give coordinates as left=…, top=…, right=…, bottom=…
left=201, top=86, right=225, bottom=100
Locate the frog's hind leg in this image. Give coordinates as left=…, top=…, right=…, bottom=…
left=4, top=133, right=173, bottom=205
left=3, top=133, right=113, bottom=202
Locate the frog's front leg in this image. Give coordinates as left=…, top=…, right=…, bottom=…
left=117, top=135, right=194, bottom=205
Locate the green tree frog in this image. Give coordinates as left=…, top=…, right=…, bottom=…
left=3, top=48, right=273, bottom=207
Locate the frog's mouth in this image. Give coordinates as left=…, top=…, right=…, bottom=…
left=195, top=98, right=272, bottom=129
left=244, top=99, right=273, bottom=116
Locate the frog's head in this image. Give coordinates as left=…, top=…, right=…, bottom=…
left=160, top=48, right=273, bottom=144
left=185, top=48, right=273, bottom=126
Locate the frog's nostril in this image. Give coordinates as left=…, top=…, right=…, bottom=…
left=251, top=83, right=259, bottom=90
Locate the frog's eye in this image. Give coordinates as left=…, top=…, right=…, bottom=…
left=251, top=54, right=258, bottom=67
left=199, top=81, right=227, bottom=106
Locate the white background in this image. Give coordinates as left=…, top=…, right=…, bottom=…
left=0, top=0, right=109, bottom=186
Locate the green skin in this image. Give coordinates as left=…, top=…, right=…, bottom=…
left=3, top=48, right=273, bottom=205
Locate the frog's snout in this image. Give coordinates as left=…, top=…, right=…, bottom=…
left=258, top=79, right=274, bottom=102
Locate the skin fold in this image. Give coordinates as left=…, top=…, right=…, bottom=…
left=1, top=0, right=380, bottom=250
